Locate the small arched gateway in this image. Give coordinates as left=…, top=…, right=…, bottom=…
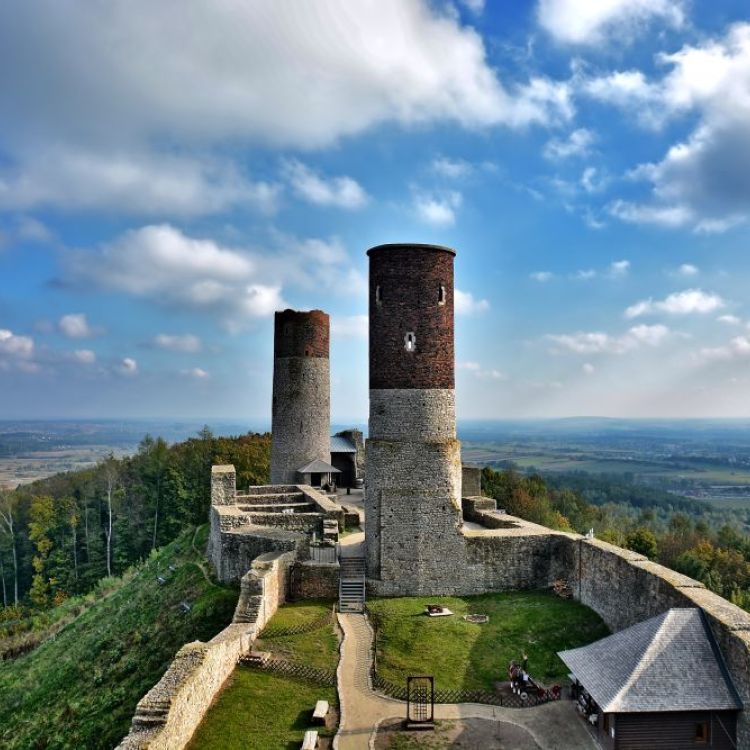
left=559, top=608, right=742, bottom=750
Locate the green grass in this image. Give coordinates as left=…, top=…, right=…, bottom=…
left=255, top=600, right=338, bottom=670
left=189, top=600, right=340, bottom=748
left=188, top=670, right=337, bottom=750
left=0, top=526, right=238, bottom=750
left=368, top=591, right=609, bottom=690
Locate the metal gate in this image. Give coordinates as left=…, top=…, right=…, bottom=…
left=406, top=675, right=435, bottom=728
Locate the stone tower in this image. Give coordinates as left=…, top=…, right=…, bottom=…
left=365, top=244, right=465, bottom=595
left=270, top=309, right=331, bottom=484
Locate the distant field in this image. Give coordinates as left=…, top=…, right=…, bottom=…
left=0, top=445, right=135, bottom=489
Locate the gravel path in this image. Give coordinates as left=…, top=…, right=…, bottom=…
left=333, top=613, right=599, bottom=750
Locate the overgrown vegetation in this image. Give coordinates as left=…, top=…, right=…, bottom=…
left=483, top=466, right=750, bottom=610
left=0, top=526, right=237, bottom=750
left=368, top=591, right=609, bottom=689
left=0, top=429, right=270, bottom=610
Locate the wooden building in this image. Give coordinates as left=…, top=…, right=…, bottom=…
left=559, top=608, right=742, bottom=750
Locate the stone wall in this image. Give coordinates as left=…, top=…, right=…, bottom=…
left=210, top=465, right=236, bottom=506
left=366, top=438, right=464, bottom=594
left=461, top=465, right=482, bottom=498
left=369, top=389, right=456, bottom=440
left=270, top=356, right=331, bottom=484
left=117, top=551, right=292, bottom=750
left=290, top=560, right=340, bottom=600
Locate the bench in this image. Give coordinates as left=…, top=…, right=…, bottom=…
left=301, top=730, right=318, bottom=749
left=312, top=699, right=329, bottom=724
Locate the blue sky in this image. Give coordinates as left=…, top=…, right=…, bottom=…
left=2, top=0, right=750, bottom=420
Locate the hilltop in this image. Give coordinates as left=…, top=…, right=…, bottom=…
left=0, top=526, right=236, bottom=750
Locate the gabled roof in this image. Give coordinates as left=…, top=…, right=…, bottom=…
left=330, top=435, right=356, bottom=453
left=297, top=459, right=341, bottom=474
left=558, top=608, right=742, bottom=713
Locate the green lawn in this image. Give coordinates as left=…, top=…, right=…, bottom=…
left=0, top=526, right=238, bottom=750
left=255, top=600, right=338, bottom=670
left=368, top=591, right=609, bottom=690
left=190, top=601, right=340, bottom=749
left=188, top=670, right=337, bottom=750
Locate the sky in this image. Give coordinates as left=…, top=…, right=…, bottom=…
left=2, top=0, right=750, bottom=421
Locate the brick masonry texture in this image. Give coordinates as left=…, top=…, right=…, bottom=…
left=368, top=244, right=455, bottom=390
left=273, top=309, right=329, bottom=359
left=270, top=356, right=330, bottom=484
left=369, top=388, right=456, bottom=440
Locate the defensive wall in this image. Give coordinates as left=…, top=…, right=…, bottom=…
left=117, top=550, right=292, bottom=750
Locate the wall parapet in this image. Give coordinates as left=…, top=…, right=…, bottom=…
left=116, top=551, right=292, bottom=750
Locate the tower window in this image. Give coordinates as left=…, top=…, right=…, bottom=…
left=438, top=284, right=446, bottom=305
left=375, top=284, right=382, bottom=307
left=304, top=347, right=311, bottom=357
left=405, top=332, right=416, bottom=352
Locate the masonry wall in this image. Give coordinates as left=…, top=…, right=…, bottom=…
left=270, top=309, right=330, bottom=485
left=117, top=552, right=292, bottom=750
left=290, top=560, right=340, bottom=600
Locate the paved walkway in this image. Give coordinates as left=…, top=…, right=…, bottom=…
left=334, top=613, right=599, bottom=750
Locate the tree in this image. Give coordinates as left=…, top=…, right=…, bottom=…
left=626, top=527, right=658, bottom=559
left=102, top=455, right=119, bottom=577
left=28, top=495, right=55, bottom=607
left=0, top=491, right=19, bottom=605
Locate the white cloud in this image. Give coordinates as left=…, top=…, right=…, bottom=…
left=608, top=200, right=692, bottom=228
left=609, top=259, right=630, bottom=277
left=677, top=263, right=699, bottom=277
left=282, top=159, right=368, bottom=209
left=455, top=289, right=490, bottom=316
left=580, top=166, right=607, bottom=194
left=0, top=1, right=572, bottom=157
left=16, top=216, right=54, bottom=243
left=530, top=271, right=554, bottom=282
left=547, top=324, right=669, bottom=354
left=575, top=269, right=597, bottom=280
left=459, top=0, right=485, bottom=14
left=625, top=289, right=725, bottom=318
left=63, top=224, right=367, bottom=329
left=582, top=362, right=595, bottom=374
left=543, top=128, right=596, bottom=160
left=586, top=25, right=750, bottom=231
left=73, top=349, right=96, bottom=364
left=431, top=156, right=473, bottom=179
left=0, top=329, right=34, bottom=365
left=331, top=315, right=368, bottom=340
left=698, top=336, right=750, bottom=362
left=183, top=367, right=209, bottom=379
left=458, top=360, right=506, bottom=380
left=154, top=333, right=202, bottom=353
left=0, top=148, right=279, bottom=217
left=718, top=315, right=741, bottom=325
left=537, top=0, right=685, bottom=45
left=118, top=357, right=138, bottom=376
left=414, top=191, right=462, bottom=226
left=59, top=313, right=97, bottom=339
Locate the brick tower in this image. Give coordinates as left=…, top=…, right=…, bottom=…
left=365, top=244, right=465, bottom=595
left=270, top=309, right=331, bottom=484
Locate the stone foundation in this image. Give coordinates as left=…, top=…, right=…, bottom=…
left=290, top=560, right=340, bottom=600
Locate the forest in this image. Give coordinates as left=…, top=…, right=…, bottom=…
left=0, top=429, right=270, bottom=617
left=482, top=466, right=750, bottom=611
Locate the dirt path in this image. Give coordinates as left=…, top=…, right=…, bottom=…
left=333, top=613, right=599, bottom=750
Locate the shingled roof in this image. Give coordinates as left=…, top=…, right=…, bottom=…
left=558, top=608, right=742, bottom=713
left=297, top=459, right=341, bottom=474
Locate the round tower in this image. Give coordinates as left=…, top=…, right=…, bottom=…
left=270, top=309, right=330, bottom=485
left=365, top=244, right=464, bottom=594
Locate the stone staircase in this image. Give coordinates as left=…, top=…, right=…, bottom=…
left=339, top=556, right=366, bottom=613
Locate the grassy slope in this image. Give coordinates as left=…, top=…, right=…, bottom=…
left=0, top=526, right=237, bottom=750
left=368, top=591, right=609, bottom=689
left=189, top=600, right=339, bottom=750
